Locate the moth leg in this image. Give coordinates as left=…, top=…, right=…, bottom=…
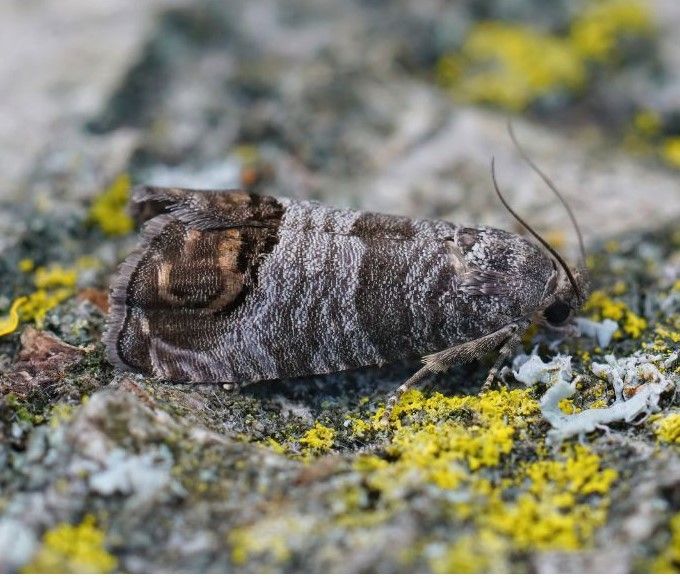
left=480, top=333, right=523, bottom=392
left=382, top=323, right=523, bottom=425
left=383, top=365, right=434, bottom=424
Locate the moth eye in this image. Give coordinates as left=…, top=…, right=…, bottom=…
left=544, top=300, right=571, bottom=326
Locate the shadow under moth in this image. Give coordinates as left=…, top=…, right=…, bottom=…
left=105, top=131, right=588, bottom=414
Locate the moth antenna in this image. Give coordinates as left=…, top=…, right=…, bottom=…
left=490, top=157, right=584, bottom=302
left=507, top=121, right=587, bottom=268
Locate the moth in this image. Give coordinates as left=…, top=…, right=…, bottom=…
left=105, top=129, right=588, bottom=414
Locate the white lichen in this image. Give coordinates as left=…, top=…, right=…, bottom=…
left=513, top=351, right=677, bottom=444
left=576, top=317, right=619, bottom=348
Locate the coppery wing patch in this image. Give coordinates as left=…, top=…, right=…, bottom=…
left=105, top=195, right=282, bottom=380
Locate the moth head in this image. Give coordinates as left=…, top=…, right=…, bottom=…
left=539, top=262, right=589, bottom=332
left=492, top=127, right=590, bottom=333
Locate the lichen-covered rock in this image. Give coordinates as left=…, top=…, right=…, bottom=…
left=0, top=0, right=679, bottom=573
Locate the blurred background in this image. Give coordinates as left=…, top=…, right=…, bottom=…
left=1, top=0, right=679, bottom=257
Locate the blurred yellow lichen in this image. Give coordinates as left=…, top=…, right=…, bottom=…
left=22, top=515, right=117, bottom=573
left=49, top=403, right=75, bottom=428
left=18, top=258, right=35, bottom=273
left=88, top=174, right=134, bottom=236
left=230, top=516, right=313, bottom=566
left=570, top=0, right=653, bottom=61
left=437, top=0, right=653, bottom=111
left=34, top=264, right=78, bottom=289
left=438, top=22, right=585, bottom=111
left=0, top=297, right=28, bottom=337
left=559, top=398, right=578, bottom=414
left=633, top=110, right=662, bottom=137
left=648, top=513, right=680, bottom=573
left=662, top=137, right=680, bottom=168
left=655, top=414, right=680, bottom=444
left=429, top=529, right=509, bottom=573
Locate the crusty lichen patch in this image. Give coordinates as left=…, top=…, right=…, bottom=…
left=21, top=515, right=117, bottom=573
left=584, top=289, right=648, bottom=339
left=0, top=297, right=27, bottom=337
left=299, top=422, right=336, bottom=456
left=655, top=413, right=680, bottom=444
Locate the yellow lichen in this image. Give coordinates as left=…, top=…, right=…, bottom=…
left=633, top=110, right=662, bottom=137
left=346, top=416, right=372, bottom=438
left=88, top=174, right=134, bottom=236
left=589, top=399, right=609, bottom=410
left=438, top=22, right=585, bottom=111
left=655, top=414, right=680, bottom=444
left=22, top=515, right=117, bottom=573
left=34, top=264, right=78, bottom=289
left=18, top=258, right=35, bottom=273
left=474, top=446, right=616, bottom=551
left=299, top=422, right=335, bottom=454
left=6, top=259, right=99, bottom=332
left=49, top=403, right=75, bottom=428
left=263, top=437, right=286, bottom=454
left=358, top=388, right=539, bottom=494
left=352, top=386, right=618, bottom=568
left=584, top=289, right=647, bottom=339
left=230, top=516, right=313, bottom=566
left=570, top=0, right=653, bottom=61
left=0, top=297, right=28, bottom=337
left=429, top=529, right=509, bottom=573
left=437, top=1, right=653, bottom=112
left=662, top=137, right=680, bottom=168
left=648, top=513, right=680, bottom=573
left=17, top=288, right=75, bottom=327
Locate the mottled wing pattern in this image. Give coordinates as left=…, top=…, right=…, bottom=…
left=104, top=189, right=285, bottom=381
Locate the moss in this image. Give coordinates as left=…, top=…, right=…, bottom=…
left=21, top=515, right=117, bottom=573
left=5, top=393, right=44, bottom=425
left=88, top=174, right=134, bottom=236
left=655, top=413, right=680, bottom=444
